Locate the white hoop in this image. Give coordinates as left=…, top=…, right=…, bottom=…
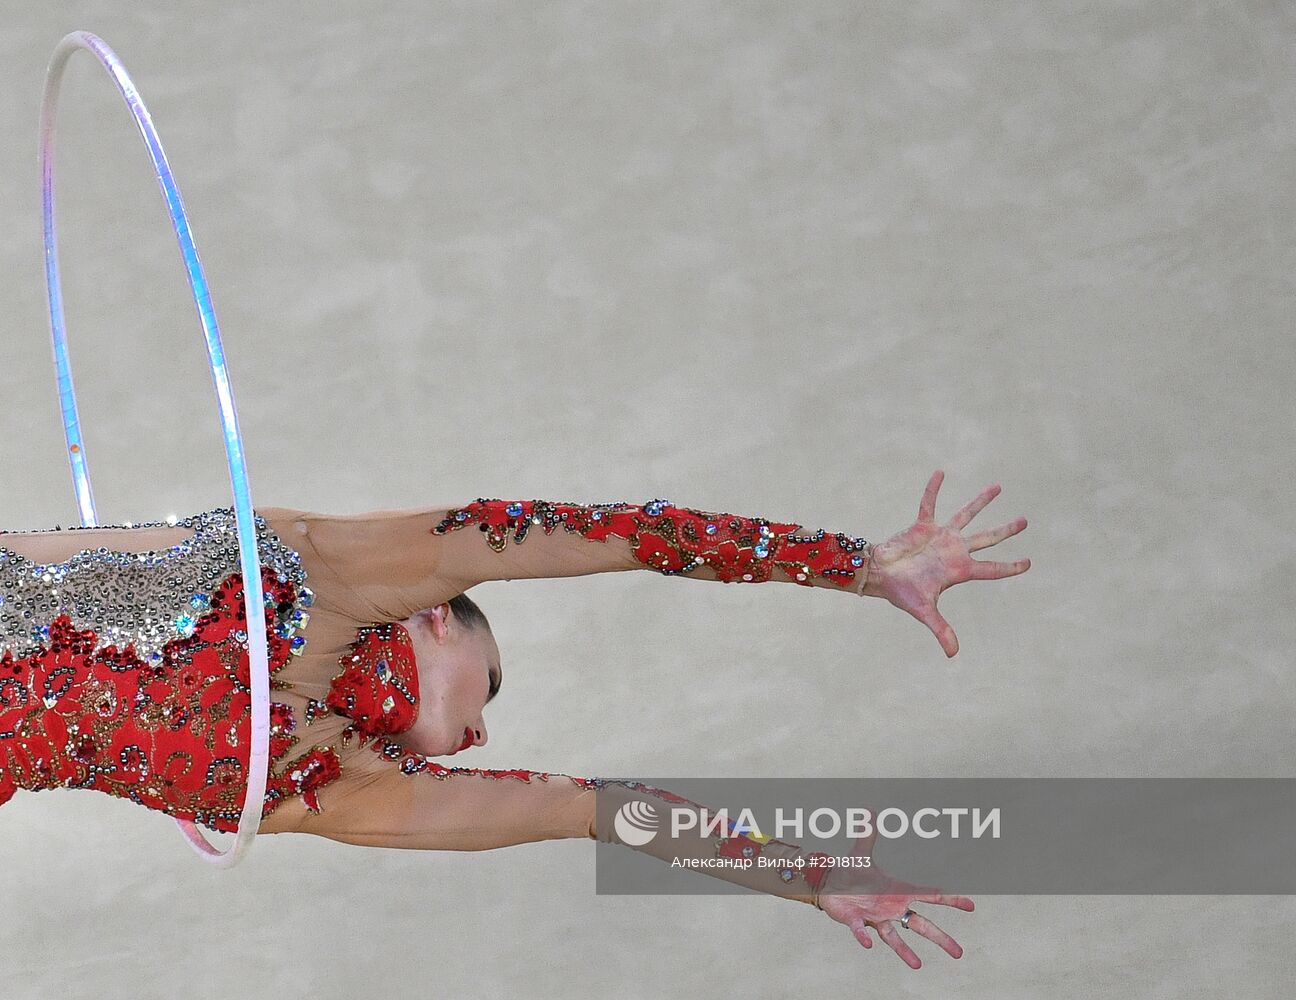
left=39, top=31, right=270, bottom=868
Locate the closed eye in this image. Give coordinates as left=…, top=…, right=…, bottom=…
left=487, top=660, right=502, bottom=703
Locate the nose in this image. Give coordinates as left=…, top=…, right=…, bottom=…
left=472, top=720, right=488, bottom=747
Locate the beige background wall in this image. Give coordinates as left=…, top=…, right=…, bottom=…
left=1, top=3, right=1292, bottom=997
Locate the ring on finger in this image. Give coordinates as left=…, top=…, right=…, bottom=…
left=900, top=909, right=915, bottom=930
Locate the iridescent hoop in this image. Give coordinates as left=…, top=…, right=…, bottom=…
left=39, top=31, right=269, bottom=868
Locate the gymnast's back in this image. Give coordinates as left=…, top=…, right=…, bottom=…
left=0, top=504, right=438, bottom=833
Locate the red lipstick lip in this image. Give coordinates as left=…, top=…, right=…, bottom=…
left=450, top=727, right=474, bottom=754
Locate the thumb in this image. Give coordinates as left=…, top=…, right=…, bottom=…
left=919, top=604, right=958, bottom=658
left=851, top=822, right=878, bottom=859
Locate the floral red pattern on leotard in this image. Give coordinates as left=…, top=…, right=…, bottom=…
left=323, top=623, right=420, bottom=739
left=0, top=566, right=340, bottom=831
left=430, top=498, right=871, bottom=588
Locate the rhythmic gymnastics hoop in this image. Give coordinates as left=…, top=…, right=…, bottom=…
left=38, top=31, right=269, bottom=869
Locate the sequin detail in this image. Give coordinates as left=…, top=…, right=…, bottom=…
left=0, top=508, right=328, bottom=832
left=431, top=499, right=871, bottom=589
left=322, top=622, right=420, bottom=740
left=0, top=508, right=312, bottom=664
left=365, top=735, right=591, bottom=785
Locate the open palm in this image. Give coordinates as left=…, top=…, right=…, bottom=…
left=816, top=833, right=975, bottom=969
left=862, top=469, right=1031, bottom=657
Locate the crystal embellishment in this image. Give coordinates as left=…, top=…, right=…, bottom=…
left=0, top=507, right=309, bottom=664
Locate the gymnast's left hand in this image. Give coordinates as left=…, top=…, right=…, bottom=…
left=860, top=469, right=1030, bottom=657
left=815, top=833, right=975, bottom=969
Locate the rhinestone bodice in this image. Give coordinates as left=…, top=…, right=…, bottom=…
left=0, top=508, right=310, bottom=664
left=0, top=507, right=329, bottom=831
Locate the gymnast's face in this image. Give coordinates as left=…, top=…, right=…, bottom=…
left=399, top=602, right=502, bottom=758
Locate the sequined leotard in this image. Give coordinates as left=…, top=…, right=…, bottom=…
left=0, top=498, right=868, bottom=905
left=0, top=508, right=339, bottom=829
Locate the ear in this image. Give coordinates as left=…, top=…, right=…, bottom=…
left=426, top=602, right=452, bottom=639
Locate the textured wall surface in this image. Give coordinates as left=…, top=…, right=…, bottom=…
left=0, top=3, right=1292, bottom=997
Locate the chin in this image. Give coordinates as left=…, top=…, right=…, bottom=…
left=394, top=732, right=450, bottom=759
left=431, top=735, right=470, bottom=758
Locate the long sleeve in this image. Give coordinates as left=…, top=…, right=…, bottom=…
left=273, top=741, right=829, bottom=907
left=279, top=497, right=873, bottom=623
left=587, top=778, right=832, bottom=907
left=275, top=744, right=601, bottom=851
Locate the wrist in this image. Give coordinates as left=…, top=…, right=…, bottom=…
left=730, top=836, right=833, bottom=908
left=858, top=545, right=884, bottom=599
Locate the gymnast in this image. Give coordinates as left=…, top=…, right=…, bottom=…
left=0, top=469, right=1028, bottom=967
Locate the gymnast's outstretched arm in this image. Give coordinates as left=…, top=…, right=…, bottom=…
left=285, top=469, right=1030, bottom=657
left=267, top=758, right=973, bottom=968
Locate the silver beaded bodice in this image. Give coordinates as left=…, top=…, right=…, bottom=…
left=0, top=507, right=309, bottom=665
